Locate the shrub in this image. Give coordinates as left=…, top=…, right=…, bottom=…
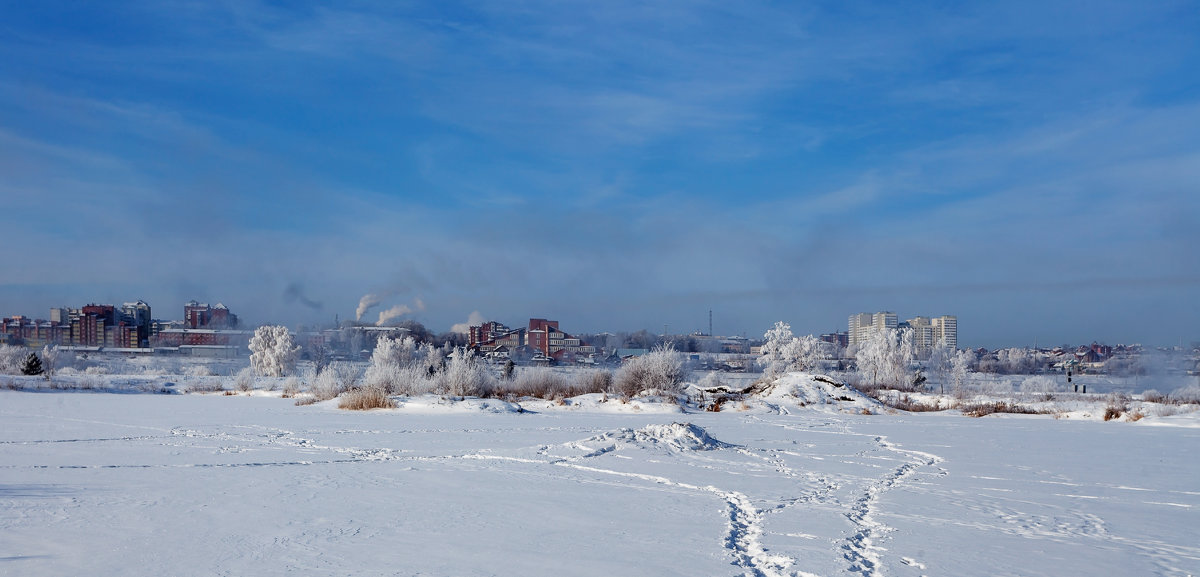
left=1104, top=393, right=1130, bottom=421
left=1020, top=375, right=1059, bottom=396
left=281, top=377, right=301, bottom=398
left=310, top=363, right=357, bottom=401
left=578, top=369, right=613, bottom=394
left=235, top=366, right=255, bottom=392
left=185, top=365, right=215, bottom=377
left=1141, top=389, right=1166, bottom=403
left=502, top=367, right=568, bottom=399
left=1171, top=385, right=1200, bottom=405
left=438, top=348, right=493, bottom=397
left=338, top=385, right=396, bottom=410
left=612, top=345, right=686, bottom=398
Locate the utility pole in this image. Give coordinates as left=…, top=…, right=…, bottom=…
left=709, top=309, right=713, bottom=337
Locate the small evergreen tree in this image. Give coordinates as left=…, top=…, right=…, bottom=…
left=21, top=352, right=44, bottom=376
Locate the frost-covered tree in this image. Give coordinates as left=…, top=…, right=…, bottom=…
left=759, top=321, right=824, bottom=378
left=759, top=321, right=796, bottom=377
left=927, top=342, right=954, bottom=394
left=950, top=348, right=972, bottom=395
left=0, top=345, right=26, bottom=375
left=248, top=325, right=300, bottom=377
left=998, top=348, right=1036, bottom=374
left=855, top=328, right=915, bottom=390
left=40, top=345, right=60, bottom=378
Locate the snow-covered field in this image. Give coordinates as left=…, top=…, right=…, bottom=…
left=3, top=384, right=1198, bottom=576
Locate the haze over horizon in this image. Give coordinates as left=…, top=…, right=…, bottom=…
left=2, top=2, right=1198, bottom=349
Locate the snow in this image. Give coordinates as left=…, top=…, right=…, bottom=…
left=3, top=382, right=1198, bottom=576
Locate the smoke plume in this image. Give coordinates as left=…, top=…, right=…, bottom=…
left=450, top=311, right=487, bottom=334
left=375, top=298, right=427, bottom=326
left=356, top=293, right=383, bottom=321
left=283, top=282, right=323, bottom=310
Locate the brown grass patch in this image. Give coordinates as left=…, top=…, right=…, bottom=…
left=338, top=386, right=396, bottom=410
left=961, top=402, right=1043, bottom=418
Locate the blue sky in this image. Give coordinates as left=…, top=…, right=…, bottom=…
left=2, top=1, right=1198, bottom=348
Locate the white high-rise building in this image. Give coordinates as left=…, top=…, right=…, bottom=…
left=848, top=311, right=897, bottom=346
left=932, top=315, right=957, bottom=350
left=901, top=314, right=958, bottom=358
left=851, top=311, right=957, bottom=355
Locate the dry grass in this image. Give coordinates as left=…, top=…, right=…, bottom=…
left=488, top=368, right=612, bottom=401
left=884, top=394, right=947, bottom=412
left=961, top=402, right=1043, bottom=418
left=293, top=396, right=319, bottom=406
left=338, top=386, right=396, bottom=410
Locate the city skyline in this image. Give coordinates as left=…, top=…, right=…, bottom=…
left=2, top=2, right=1198, bottom=348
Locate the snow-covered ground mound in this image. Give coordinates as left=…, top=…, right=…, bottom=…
left=604, top=422, right=732, bottom=452
left=755, top=372, right=882, bottom=413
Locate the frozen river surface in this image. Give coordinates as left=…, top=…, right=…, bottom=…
left=2, top=391, right=1198, bottom=576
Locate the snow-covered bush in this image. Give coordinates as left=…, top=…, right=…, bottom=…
left=310, top=362, right=360, bottom=401
left=502, top=367, right=567, bottom=398
left=185, top=364, right=215, bottom=377
left=1171, top=385, right=1200, bottom=404
left=1141, top=389, right=1166, bottom=403
left=488, top=368, right=613, bottom=400
left=281, top=376, right=301, bottom=398
left=577, top=369, right=612, bottom=394
left=364, top=336, right=419, bottom=392
left=438, top=347, right=492, bottom=397
left=613, top=345, right=686, bottom=397
left=84, top=366, right=110, bottom=375
left=855, top=328, right=915, bottom=391
left=1020, top=375, right=1059, bottom=396
left=234, top=366, right=255, bottom=392
left=249, top=325, right=300, bottom=377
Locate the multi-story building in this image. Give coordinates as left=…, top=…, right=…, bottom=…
left=932, top=315, right=957, bottom=351
left=899, top=315, right=958, bottom=358
left=850, top=311, right=957, bottom=355
left=469, top=318, right=595, bottom=363
left=184, top=301, right=239, bottom=329
left=819, top=331, right=849, bottom=349
left=848, top=312, right=897, bottom=347
left=1, top=316, right=72, bottom=347
left=528, top=318, right=596, bottom=362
